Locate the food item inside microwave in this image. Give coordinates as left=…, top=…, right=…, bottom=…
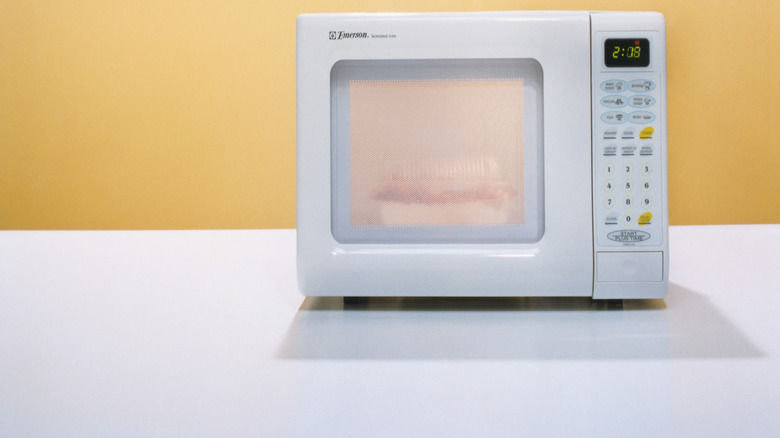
left=372, top=157, right=518, bottom=225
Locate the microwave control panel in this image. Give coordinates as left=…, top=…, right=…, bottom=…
left=591, top=29, right=666, bottom=249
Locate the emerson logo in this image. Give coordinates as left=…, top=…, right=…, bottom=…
left=329, top=31, right=368, bottom=40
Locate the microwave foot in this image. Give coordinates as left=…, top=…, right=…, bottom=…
left=343, top=296, right=367, bottom=306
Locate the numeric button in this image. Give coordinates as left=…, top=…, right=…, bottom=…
left=622, top=162, right=634, bottom=176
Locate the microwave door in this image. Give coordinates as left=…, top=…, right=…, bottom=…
left=297, top=13, right=594, bottom=297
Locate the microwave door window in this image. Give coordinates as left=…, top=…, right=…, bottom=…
left=331, top=59, right=544, bottom=244
left=351, top=79, right=524, bottom=228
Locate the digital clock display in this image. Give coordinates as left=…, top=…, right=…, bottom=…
left=605, top=38, right=650, bottom=67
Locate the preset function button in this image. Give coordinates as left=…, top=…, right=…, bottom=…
left=604, top=213, right=619, bottom=225
left=639, top=144, right=654, bottom=156
left=629, top=79, right=656, bottom=92
left=603, top=144, right=618, bottom=156
left=602, top=111, right=628, bottom=124
left=621, top=144, right=636, bottom=156
left=601, top=80, right=627, bottom=92
left=630, top=111, right=656, bottom=124
left=601, top=95, right=627, bottom=108
left=621, top=127, right=636, bottom=140
left=603, top=128, right=618, bottom=140
left=639, top=126, right=654, bottom=140
left=630, top=95, right=656, bottom=108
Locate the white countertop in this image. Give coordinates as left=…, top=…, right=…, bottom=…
left=1, top=225, right=779, bottom=437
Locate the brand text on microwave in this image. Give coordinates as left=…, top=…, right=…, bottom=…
left=329, top=31, right=368, bottom=40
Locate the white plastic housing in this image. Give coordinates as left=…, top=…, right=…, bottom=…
left=296, top=11, right=668, bottom=298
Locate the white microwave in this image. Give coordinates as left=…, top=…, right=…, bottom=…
left=296, top=11, right=668, bottom=299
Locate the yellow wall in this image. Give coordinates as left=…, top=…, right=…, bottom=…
left=1, top=1, right=778, bottom=229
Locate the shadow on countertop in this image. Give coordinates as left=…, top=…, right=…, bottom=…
left=278, top=284, right=762, bottom=361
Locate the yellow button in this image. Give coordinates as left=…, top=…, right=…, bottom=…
left=638, top=212, right=653, bottom=226
left=639, top=127, right=654, bottom=140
